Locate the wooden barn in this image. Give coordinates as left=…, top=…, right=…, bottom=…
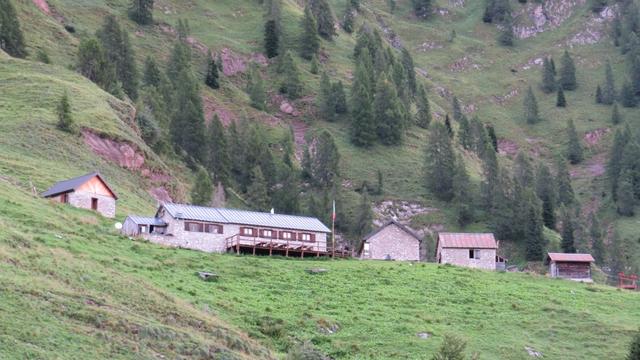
left=41, top=172, right=117, bottom=218
left=546, top=253, right=595, bottom=282
left=358, top=220, right=421, bottom=261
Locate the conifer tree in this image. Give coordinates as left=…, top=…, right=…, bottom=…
left=205, top=54, right=220, bottom=89
left=350, top=49, right=376, bottom=147
left=353, top=187, right=373, bottom=239
left=0, top=0, right=27, bottom=58
left=603, top=60, right=616, bottom=104
left=458, top=115, right=472, bottom=150
left=280, top=50, right=303, bottom=99
left=550, top=57, right=556, bottom=76
left=556, top=158, right=575, bottom=205
left=483, top=0, right=512, bottom=24
left=541, top=57, right=556, bottom=94
left=560, top=49, right=577, bottom=90
left=273, top=165, right=300, bottom=214
left=481, top=136, right=500, bottom=210
left=247, top=166, right=271, bottom=211
left=523, top=86, right=540, bottom=124
left=401, top=48, right=417, bottom=95
left=129, top=0, right=154, bottom=25
left=300, top=5, right=320, bottom=60
left=374, top=74, right=404, bottom=145
left=264, top=19, right=279, bottom=58
left=191, top=166, right=213, bottom=206
left=608, top=128, right=630, bottom=199
left=498, top=19, right=515, bottom=47
left=612, top=103, right=622, bottom=124
left=589, top=213, right=605, bottom=264
left=424, top=122, right=456, bottom=201
left=524, top=190, right=545, bottom=261
left=309, top=0, right=336, bottom=39
left=595, top=85, right=604, bottom=104
left=56, top=91, right=74, bottom=133
left=376, top=169, right=384, bottom=195
left=176, top=19, right=190, bottom=41
left=97, top=16, right=139, bottom=99
left=566, top=119, right=583, bottom=164
left=247, top=65, right=266, bottom=110
left=342, top=6, right=354, bottom=33
left=453, top=156, right=473, bottom=227
left=310, top=54, right=320, bottom=74
left=333, top=81, right=348, bottom=114
left=556, top=87, right=567, bottom=107
left=143, top=56, right=161, bottom=87
left=415, top=84, right=432, bottom=129
left=485, top=123, right=498, bottom=152
left=452, top=96, right=463, bottom=122
left=628, top=328, right=640, bottom=360
left=206, top=114, right=230, bottom=185
left=318, top=71, right=337, bottom=121
left=170, top=69, right=207, bottom=165
left=621, top=81, right=637, bottom=107
left=76, top=37, right=118, bottom=95
left=514, top=151, right=535, bottom=189
left=412, top=0, right=433, bottom=19
left=309, top=130, right=340, bottom=189
left=444, top=115, right=454, bottom=138
left=536, top=163, right=557, bottom=228
left=560, top=206, right=577, bottom=253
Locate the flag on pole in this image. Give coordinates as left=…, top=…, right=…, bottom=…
left=332, top=200, right=336, bottom=221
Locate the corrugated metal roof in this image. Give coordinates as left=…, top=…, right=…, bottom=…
left=41, top=172, right=118, bottom=199
left=363, top=220, right=421, bottom=242
left=126, top=216, right=167, bottom=226
left=161, top=203, right=331, bottom=233
left=438, top=233, right=497, bottom=249
left=547, top=253, right=595, bottom=263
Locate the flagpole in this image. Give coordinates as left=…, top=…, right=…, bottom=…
left=332, top=200, right=336, bottom=259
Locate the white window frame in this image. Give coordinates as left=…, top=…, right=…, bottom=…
left=242, top=227, right=254, bottom=236
left=469, top=249, right=480, bottom=260
left=363, top=243, right=370, bottom=257
left=300, top=233, right=311, bottom=241
left=262, top=230, right=273, bottom=238
left=281, top=231, right=292, bottom=240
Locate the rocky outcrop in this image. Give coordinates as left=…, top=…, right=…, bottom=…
left=512, top=0, right=586, bottom=39
left=565, top=5, right=618, bottom=46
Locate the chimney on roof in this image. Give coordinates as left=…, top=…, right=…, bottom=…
left=270, top=208, right=275, bottom=215
left=176, top=212, right=183, bottom=219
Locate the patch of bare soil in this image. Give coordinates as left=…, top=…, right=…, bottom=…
left=32, top=0, right=66, bottom=22
left=201, top=94, right=236, bottom=126
left=570, top=153, right=606, bottom=179
left=290, top=119, right=309, bottom=160
left=217, top=48, right=267, bottom=77
left=584, top=128, right=610, bottom=147
left=498, top=138, right=519, bottom=157
left=448, top=56, right=482, bottom=72
left=492, top=88, right=520, bottom=105
left=148, top=186, right=173, bottom=203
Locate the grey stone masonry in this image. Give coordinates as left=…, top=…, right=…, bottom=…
left=68, top=191, right=116, bottom=218
left=361, top=223, right=420, bottom=261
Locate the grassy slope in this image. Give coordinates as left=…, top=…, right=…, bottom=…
left=0, top=177, right=638, bottom=359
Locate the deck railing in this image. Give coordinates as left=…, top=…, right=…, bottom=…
left=225, top=234, right=350, bottom=258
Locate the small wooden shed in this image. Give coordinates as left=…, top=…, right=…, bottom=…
left=41, top=172, right=117, bottom=218
left=546, top=253, right=595, bottom=282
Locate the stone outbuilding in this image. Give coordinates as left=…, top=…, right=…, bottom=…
left=546, top=252, right=595, bottom=282
left=42, top=172, right=117, bottom=218
left=358, top=220, right=421, bottom=261
left=436, top=232, right=499, bottom=270
left=122, top=216, right=167, bottom=236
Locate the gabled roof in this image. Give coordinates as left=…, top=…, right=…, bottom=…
left=437, top=232, right=497, bottom=249
left=158, top=203, right=331, bottom=233
left=125, top=216, right=167, bottom=226
left=546, top=253, right=595, bottom=263
left=363, top=220, right=422, bottom=242
left=41, top=172, right=118, bottom=199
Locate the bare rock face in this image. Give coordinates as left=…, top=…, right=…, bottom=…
left=565, top=5, right=618, bottom=46
left=149, top=186, right=173, bottom=203
left=279, top=101, right=300, bottom=116
left=83, top=131, right=145, bottom=170
left=513, top=0, right=586, bottom=39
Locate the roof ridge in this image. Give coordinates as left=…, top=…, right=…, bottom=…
left=165, top=202, right=322, bottom=220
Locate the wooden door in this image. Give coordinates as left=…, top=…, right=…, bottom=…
left=91, top=198, right=98, bottom=210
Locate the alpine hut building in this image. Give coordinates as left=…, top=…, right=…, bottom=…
left=42, top=172, right=117, bottom=218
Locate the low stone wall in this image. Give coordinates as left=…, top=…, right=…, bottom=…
left=142, top=233, right=227, bottom=253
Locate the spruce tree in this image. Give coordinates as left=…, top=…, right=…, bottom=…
left=444, top=114, right=454, bottom=138
left=453, top=156, right=473, bottom=227
left=603, top=60, right=616, bottom=104
left=191, top=166, right=213, bottom=206
left=560, top=206, right=577, bottom=253
left=524, top=190, right=545, bottom=261
left=206, top=114, right=230, bottom=185
left=481, top=135, right=500, bottom=210
left=129, top=0, right=154, bottom=25
left=56, top=91, right=74, bottom=133
left=300, top=5, right=320, bottom=60
left=541, top=57, right=556, bottom=94
left=264, top=19, right=279, bottom=58
left=589, top=213, right=605, bottom=264
left=608, top=128, right=630, bottom=199
left=498, top=20, right=515, bottom=47
left=143, top=56, right=161, bottom=87
left=342, top=6, right=354, bottom=33
left=374, top=74, right=404, bottom=145
left=452, top=96, right=463, bottom=122
left=566, top=119, right=583, bottom=164
left=97, top=16, right=139, bottom=99
left=310, top=130, right=340, bottom=189
left=424, top=122, right=456, bottom=201
left=628, top=329, right=640, bottom=360
left=353, top=187, right=373, bottom=239
left=280, top=50, right=303, bottom=99
left=514, top=151, right=535, bottom=189
left=612, top=103, right=622, bottom=124
left=76, top=37, right=118, bottom=95
left=556, top=87, right=567, bottom=107
left=560, top=49, right=577, bottom=90
left=0, top=0, right=27, bottom=58
left=595, top=85, right=604, bottom=104
left=205, top=54, right=220, bottom=89
left=170, top=69, right=207, bottom=165
left=310, top=54, right=320, bottom=74
left=309, top=0, right=336, bottom=39
left=458, top=115, right=472, bottom=150
left=333, top=81, right=348, bottom=114
left=523, top=86, right=540, bottom=124
left=401, top=48, right=417, bottom=95
left=376, top=169, right=384, bottom=195
left=415, top=84, right=432, bottom=128
left=318, top=71, right=337, bottom=121
left=621, top=81, right=637, bottom=107
left=350, top=49, right=376, bottom=147
left=412, top=0, right=433, bottom=19
left=556, top=158, right=575, bottom=205
left=536, top=163, right=557, bottom=228
left=590, top=0, right=607, bottom=13
left=247, top=65, right=266, bottom=110
left=486, top=123, right=498, bottom=152
left=247, top=166, right=271, bottom=211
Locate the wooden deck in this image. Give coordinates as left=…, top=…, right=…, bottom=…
left=224, top=235, right=351, bottom=258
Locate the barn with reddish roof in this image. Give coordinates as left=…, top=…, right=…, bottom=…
left=546, top=252, right=595, bottom=282
left=436, top=232, right=502, bottom=270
